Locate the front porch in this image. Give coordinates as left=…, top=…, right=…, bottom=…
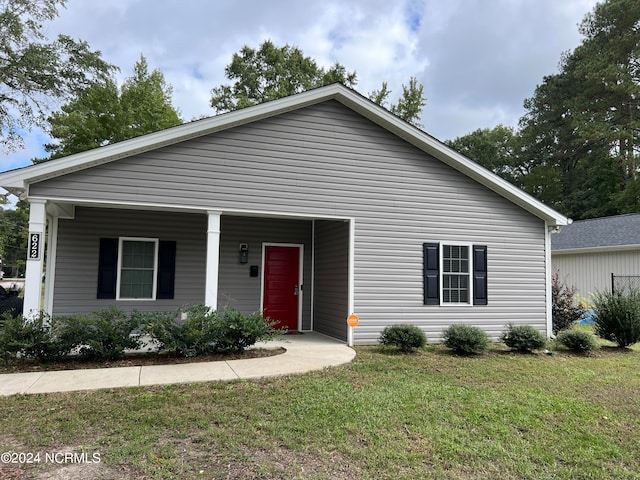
left=23, top=203, right=352, bottom=342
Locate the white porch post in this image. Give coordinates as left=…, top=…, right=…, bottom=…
left=205, top=211, right=221, bottom=310
left=23, top=199, right=47, bottom=317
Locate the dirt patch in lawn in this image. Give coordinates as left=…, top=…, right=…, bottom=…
left=0, top=348, right=286, bottom=375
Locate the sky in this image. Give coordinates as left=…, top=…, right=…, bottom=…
left=0, top=0, right=600, bottom=174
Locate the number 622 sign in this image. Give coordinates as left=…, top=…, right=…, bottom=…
left=28, top=232, right=41, bottom=260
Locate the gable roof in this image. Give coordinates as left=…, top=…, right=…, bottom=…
left=551, top=213, right=640, bottom=252
left=0, top=83, right=567, bottom=226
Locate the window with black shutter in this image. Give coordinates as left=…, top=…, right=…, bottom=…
left=97, top=237, right=176, bottom=300
left=423, top=242, right=487, bottom=306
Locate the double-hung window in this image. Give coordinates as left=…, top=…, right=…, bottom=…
left=118, top=238, right=158, bottom=299
left=97, top=237, right=177, bottom=300
left=442, top=245, right=470, bottom=303
left=423, top=243, right=487, bottom=306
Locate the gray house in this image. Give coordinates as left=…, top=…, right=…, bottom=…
left=0, top=84, right=567, bottom=344
left=552, top=214, right=640, bottom=298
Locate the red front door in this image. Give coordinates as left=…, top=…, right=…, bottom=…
left=263, top=246, right=300, bottom=331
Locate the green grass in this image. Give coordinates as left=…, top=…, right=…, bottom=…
left=1, top=345, right=640, bottom=479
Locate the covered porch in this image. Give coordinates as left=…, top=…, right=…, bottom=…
left=23, top=201, right=352, bottom=342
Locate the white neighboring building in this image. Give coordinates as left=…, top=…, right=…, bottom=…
left=551, top=214, right=640, bottom=298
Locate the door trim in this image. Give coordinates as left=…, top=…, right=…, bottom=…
left=260, top=243, right=304, bottom=331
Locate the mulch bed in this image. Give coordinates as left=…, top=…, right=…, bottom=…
left=0, top=348, right=286, bottom=374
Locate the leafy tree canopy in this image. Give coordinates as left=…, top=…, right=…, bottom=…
left=0, top=200, right=28, bottom=276
left=210, top=40, right=426, bottom=127
left=0, top=0, right=115, bottom=150
left=445, top=125, right=525, bottom=185
left=38, top=55, right=182, bottom=161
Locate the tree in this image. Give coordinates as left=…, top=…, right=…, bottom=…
left=40, top=55, right=182, bottom=160
left=0, top=0, right=115, bottom=150
left=210, top=40, right=426, bottom=126
left=0, top=200, right=28, bottom=277
left=517, top=0, right=640, bottom=219
left=445, top=125, right=526, bottom=185
left=118, top=55, right=182, bottom=140
left=368, top=77, right=426, bottom=127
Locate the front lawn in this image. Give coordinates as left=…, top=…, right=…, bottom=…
left=1, top=345, right=639, bottom=479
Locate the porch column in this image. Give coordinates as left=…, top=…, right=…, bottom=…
left=23, top=199, right=47, bottom=318
left=205, top=211, right=221, bottom=310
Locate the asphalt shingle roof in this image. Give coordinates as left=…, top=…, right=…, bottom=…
left=551, top=213, right=640, bottom=251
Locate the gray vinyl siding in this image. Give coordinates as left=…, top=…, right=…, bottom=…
left=53, top=207, right=207, bottom=315
left=37, top=101, right=549, bottom=343
left=552, top=249, right=640, bottom=297
left=218, top=216, right=312, bottom=329
left=313, top=220, right=350, bottom=340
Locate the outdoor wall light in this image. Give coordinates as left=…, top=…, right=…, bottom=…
left=239, top=243, right=249, bottom=263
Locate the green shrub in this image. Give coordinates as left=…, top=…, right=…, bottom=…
left=56, top=307, right=143, bottom=360
left=501, top=324, right=547, bottom=352
left=556, top=329, right=600, bottom=353
left=211, top=306, right=283, bottom=353
left=0, top=312, right=67, bottom=363
left=140, top=306, right=213, bottom=357
left=442, top=324, right=490, bottom=354
left=379, top=324, right=427, bottom=353
left=143, top=305, right=283, bottom=356
left=592, top=289, right=640, bottom=348
left=552, top=270, right=582, bottom=334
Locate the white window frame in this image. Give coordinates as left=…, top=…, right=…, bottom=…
left=116, top=237, right=159, bottom=301
left=440, top=243, right=473, bottom=306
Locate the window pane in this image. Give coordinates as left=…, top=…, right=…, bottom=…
left=442, top=244, right=470, bottom=304
left=120, top=240, right=156, bottom=299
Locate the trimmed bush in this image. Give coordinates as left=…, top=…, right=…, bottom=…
left=211, top=306, right=283, bottom=353
left=501, top=324, right=546, bottom=352
left=442, top=324, right=490, bottom=354
left=379, top=324, right=426, bottom=353
left=592, top=289, right=640, bottom=348
left=556, top=329, right=600, bottom=354
left=143, top=306, right=216, bottom=357
left=0, top=312, right=66, bottom=363
left=56, top=307, right=143, bottom=360
left=143, top=305, right=284, bottom=356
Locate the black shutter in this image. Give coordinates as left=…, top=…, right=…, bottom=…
left=473, top=245, right=488, bottom=305
left=157, top=241, right=177, bottom=299
left=423, top=243, right=440, bottom=305
left=97, top=238, right=118, bottom=299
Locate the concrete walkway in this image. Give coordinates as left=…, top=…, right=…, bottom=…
left=0, top=333, right=356, bottom=396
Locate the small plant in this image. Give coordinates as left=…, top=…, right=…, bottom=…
left=501, top=324, right=546, bottom=352
left=379, top=324, right=426, bottom=353
left=592, top=288, right=640, bottom=348
left=442, top=324, right=490, bottom=354
left=552, top=270, right=582, bottom=334
left=211, top=306, right=284, bottom=353
left=556, top=329, right=600, bottom=354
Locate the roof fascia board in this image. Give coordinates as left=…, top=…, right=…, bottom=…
left=552, top=244, right=640, bottom=255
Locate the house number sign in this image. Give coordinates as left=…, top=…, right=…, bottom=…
left=28, top=232, right=41, bottom=260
